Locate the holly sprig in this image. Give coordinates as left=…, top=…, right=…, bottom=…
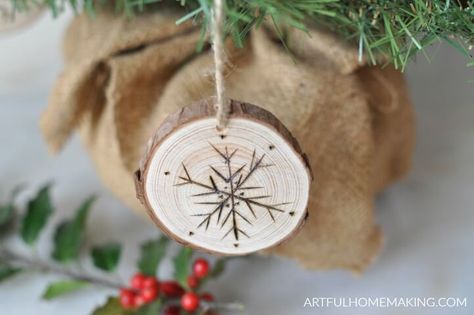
left=0, top=184, right=243, bottom=315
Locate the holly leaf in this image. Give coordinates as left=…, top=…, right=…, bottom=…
left=91, top=297, right=130, bottom=315
left=209, top=258, right=226, bottom=278
left=21, top=184, right=53, bottom=245
left=52, top=196, right=95, bottom=263
left=137, top=236, right=169, bottom=276
left=136, top=299, right=161, bottom=315
left=173, top=247, right=193, bottom=288
left=0, top=264, right=21, bottom=282
left=91, top=243, right=122, bottom=272
left=42, top=279, right=89, bottom=300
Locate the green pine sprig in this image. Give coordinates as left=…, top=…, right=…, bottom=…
left=6, top=0, right=474, bottom=69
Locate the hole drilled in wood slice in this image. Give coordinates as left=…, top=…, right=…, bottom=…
left=135, top=98, right=312, bottom=255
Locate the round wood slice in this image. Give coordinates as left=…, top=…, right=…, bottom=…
left=135, top=98, right=312, bottom=255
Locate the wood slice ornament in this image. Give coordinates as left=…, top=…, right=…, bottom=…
left=135, top=99, right=312, bottom=255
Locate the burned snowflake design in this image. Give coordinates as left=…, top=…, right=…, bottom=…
left=176, top=144, right=290, bottom=241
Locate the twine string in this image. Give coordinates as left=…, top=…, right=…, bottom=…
left=212, top=0, right=230, bottom=131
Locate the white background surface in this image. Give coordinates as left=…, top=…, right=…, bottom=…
left=0, top=12, right=473, bottom=315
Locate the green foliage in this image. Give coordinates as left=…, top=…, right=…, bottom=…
left=136, top=299, right=162, bottom=315
left=21, top=184, right=53, bottom=245
left=331, top=0, right=474, bottom=70
left=92, top=297, right=130, bottom=315
left=0, top=264, right=21, bottom=281
left=0, top=204, right=15, bottom=232
left=52, top=196, right=95, bottom=263
left=42, top=279, right=89, bottom=300
left=7, top=0, right=474, bottom=69
left=209, top=257, right=226, bottom=278
left=0, top=184, right=232, bottom=312
left=91, top=297, right=163, bottom=315
left=137, top=236, right=169, bottom=276
left=91, top=243, right=122, bottom=272
left=173, top=246, right=193, bottom=288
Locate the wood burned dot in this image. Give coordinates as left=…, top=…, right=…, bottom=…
left=289, top=211, right=295, bottom=216
left=164, top=171, right=170, bottom=175
left=269, top=144, right=275, bottom=150
left=189, top=231, right=194, bottom=236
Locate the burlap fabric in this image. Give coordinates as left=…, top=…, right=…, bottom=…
left=41, top=10, right=415, bottom=272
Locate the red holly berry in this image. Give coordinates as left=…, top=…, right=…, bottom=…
left=130, top=273, right=147, bottom=290
left=143, top=276, right=159, bottom=290
left=187, top=275, right=199, bottom=289
left=119, top=288, right=136, bottom=309
left=192, top=258, right=210, bottom=278
left=141, top=285, right=159, bottom=303
left=161, top=281, right=185, bottom=297
left=201, top=292, right=215, bottom=302
left=134, top=294, right=146, bottom=308
left=163, top=305, right=181, bottom=315
left=181, top=292, right=200, bottom=312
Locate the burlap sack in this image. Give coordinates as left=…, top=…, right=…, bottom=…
left=41, top=10, right=415, bottom=272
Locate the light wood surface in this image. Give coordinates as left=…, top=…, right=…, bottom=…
left=136, top=98, right=312, bottom=255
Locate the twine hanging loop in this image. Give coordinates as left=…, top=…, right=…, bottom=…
left=212, top=0, right=230, bottom=131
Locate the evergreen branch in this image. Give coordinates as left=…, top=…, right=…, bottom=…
left=7, top=0, right=473, bottom=69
